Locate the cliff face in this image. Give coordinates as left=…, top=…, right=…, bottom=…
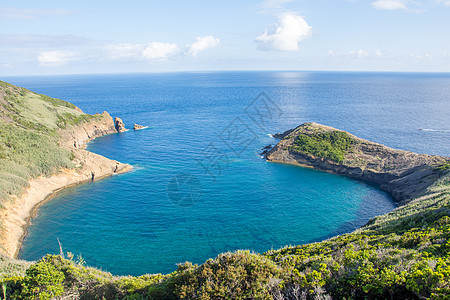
left=0, top=81, right=132, bottom=258
left=58, top=110, right=132, bottom=181
left=267, top=122, right=450, bottom=202
left=58, top=111, right=117, bottom=149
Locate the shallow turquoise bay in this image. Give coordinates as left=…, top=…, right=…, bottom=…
left=11, top=71, right=450, bottom=276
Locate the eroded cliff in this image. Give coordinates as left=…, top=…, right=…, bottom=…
left=267, top=122, right=450, bottom=202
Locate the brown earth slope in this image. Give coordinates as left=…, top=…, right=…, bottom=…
left=0, top=81, right=132, bottom=258
left=267, top=122, right=450, bottom=203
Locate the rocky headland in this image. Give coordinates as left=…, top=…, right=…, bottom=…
left=1, top=86, right=449, bottom=298
left=266, top=122, right=450, bottom=203
left=0, top=81, right=132, bottom=258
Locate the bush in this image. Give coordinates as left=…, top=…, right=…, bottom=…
left=290, top=131, right=354, bottom=163
left=174, top=250, right=281, bottom=299
left=0, top=121, right=74, bottom=204
left=14, top=257, right=65, bottom=300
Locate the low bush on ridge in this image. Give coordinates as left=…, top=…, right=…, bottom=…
left=290, top=131, right=354, bottom=163
left=1, top=174, right=449, bottom=299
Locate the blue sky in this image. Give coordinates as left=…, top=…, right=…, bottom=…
left=1, top=0, right=450, bottom=75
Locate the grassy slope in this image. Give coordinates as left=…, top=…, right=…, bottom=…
left=0, top=81, right=99, bottom=206
left=2, top=174, right=448, bottom=299
left=1, top=83, right=449, bottom=299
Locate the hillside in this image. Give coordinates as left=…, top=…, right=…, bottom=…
left=267, top=122, right=450, bottom=203
left=0, top=85, right=449, bottom=299
left=0, top=81, right=131, bottom=258
left=1, top=161, right=448, bottom=299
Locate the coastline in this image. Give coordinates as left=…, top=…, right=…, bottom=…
left=266, top=122, right=450, bottom=204
left=0, top=112, right=133, bottom=259
left=12, top=165, right=132, bottom=259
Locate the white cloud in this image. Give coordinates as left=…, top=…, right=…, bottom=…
left=186, top=36, right=220, bottom=57
left=0, top=34, right=91, bottom=48
left=37, top=51, right=75, bottom=66
left=256, top=13, right=312, bottom=51
left=437, top=0, right=450, bottom=6
left=370, top=0, right=423, bottom=11
left=0, top=7, right=74, bottom=19
left=142, top=42, right=180, bottom=60
left=260, top=0, right=294, bottom=11
left=371, top=0, right=450, bottom=12
left=327, top=49, right=387, bottom=59
left=350, top=49, right=370, bottom=59
left=371, top=0, right=408, bottom=10
left=105, top=43, right=144, bottom=60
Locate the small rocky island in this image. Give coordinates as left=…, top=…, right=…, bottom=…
left=266, top=122, right=450, bottom=203
left=1, top=81, right=449, bottom=299
left=114, top=117, right=127, bottom=132
left=133, top=123, right=145, bottom=130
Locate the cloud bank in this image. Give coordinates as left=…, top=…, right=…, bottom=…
left=37, top=51, right=75, bottom=66
left=186, top=36, right=220, bottom=57
left=142, top=42, right=180, bottom=60
left=256, top=13, right=312, bottom=51
left=33, top=35, right=220, bottom=66
left=0, top=7, right=74, bottom=19
left=371, top=0, right=408, bottom=10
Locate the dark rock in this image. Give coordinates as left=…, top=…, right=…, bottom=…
left=266, top=122, right=450, bottom=203
left=114, top=117, right=126, bottom=132
left=260, top=144, right=273, bottom=158
left=134, top=124, right=145, bottom=130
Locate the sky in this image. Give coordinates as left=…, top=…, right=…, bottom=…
left=1, top=0, right=450, bottom=75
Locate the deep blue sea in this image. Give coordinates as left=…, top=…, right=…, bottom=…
left=5, top=71, right=450, bottom=276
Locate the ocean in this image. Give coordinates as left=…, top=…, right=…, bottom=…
left=5, top=71, right=450, bottom=276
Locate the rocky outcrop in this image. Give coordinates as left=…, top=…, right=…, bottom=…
left=267, top=122, right=450, bottom=203
left=115, top=117, right=127, bottom=132
left=260, top=145, right=272, bottom=157
left=0, top=150, right=132, bottom=258
left=0, top=110, right=133, bottom=258
left=133, top=124, right=145, bottom=130
left=59, top=111, right=118, bottom=149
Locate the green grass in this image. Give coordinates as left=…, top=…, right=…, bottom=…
left=0, top=120, right=74, bottom=205
left=1, top=173, right=448, bottom=299
left=437, top=162, right=450, bottom=172
left=1, top=81, right=96, bottom=132
left=1, top=81, right=449, bottom=298
left=0, top=81, right=99, bottom=205
left=290, top=130, right=355, bottom=163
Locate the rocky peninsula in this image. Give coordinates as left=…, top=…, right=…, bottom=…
left=0, top=81, right=132, bottom=258
left=266, top=122, right=450, bottom=203
left=1, top=83, right=449, bottom=298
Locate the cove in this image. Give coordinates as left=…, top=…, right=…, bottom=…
left=19, top=128, right=394, bottom=276
left=14, top=71, right=450, bottom=276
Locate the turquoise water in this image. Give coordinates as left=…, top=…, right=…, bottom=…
left=8, top=71, right=450, bottom=276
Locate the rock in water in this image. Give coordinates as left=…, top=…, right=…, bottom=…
left=134, top=124, right=145, bottom=130
left=114, top=117, right=126, bottom=132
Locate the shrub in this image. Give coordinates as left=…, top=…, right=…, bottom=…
left=14, top=257, right=65, bottom=300
left=290, top=131, right=354, bottom=163
left=0, top=121, right=74, bottom=204
left=174, top=251, right=281, bottom=299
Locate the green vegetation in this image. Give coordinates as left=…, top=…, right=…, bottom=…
left=437, top=162, right=450, bottom=171
left=0, top=81, right=96, bottom=132
left=1, top=82, right=449, bottom=298
left=0, top=81, right=99, bottom=205
left=290, top=130, right=355, bottom=163
left=1, top=173, right=448, bottom=299
left=0, top=122, right=75, bottom=203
